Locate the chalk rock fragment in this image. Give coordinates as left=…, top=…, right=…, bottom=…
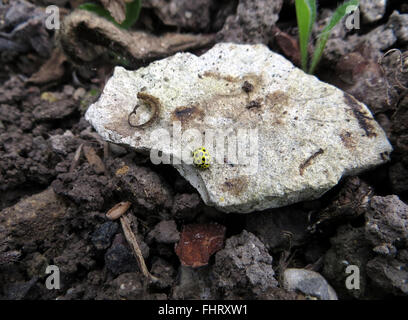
left=85, top=43, right=392, bottom=213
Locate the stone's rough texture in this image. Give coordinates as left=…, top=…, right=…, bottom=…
left=111, top=273, right=145, bottom=300
left=360, top=0, right=387, bottom=23
left=49, top=130, right=77, bottom=155
left=109, top=157, right=173, bottom=212
left=365, top=196, right=408, bottom=251
left=323, top=224, right=371, bottom=299
left=365, top=196, right=408, bottom=295
left=148, top=220, right=180, bottom=244
left=53, top=239, right=96, bottom=275
left=217, top=0, right=283, bottom=44
left=143, top=0, right=213, bottom=31
left=335, top=52, right=389, bottom=115
left=86, top=43, right=392, bottom=213
left=150, top=258, right=176, bottom=290
left=171, top=193, right=202, bottom=219
left=366, top=254, right=408, bottom=295
left=388, top=11, right=408, bottom=44
left=104, top=241, right=138, bottom=276
left=282, top=268, right=338, bottom=300
left=323, top=10, right=406, bottom=67
left=91, top=222, right=119, bottom=250
left=33, top=99, right=77, bottom=121
left=323, top=195, right=408, bottom=298
left=0, top=188, right=68, bottom=249
left=52, top=162, right=114, bottom=211
left=212, top=230, right=278, bottom=298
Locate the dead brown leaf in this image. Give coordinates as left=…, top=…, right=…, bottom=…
left=83, top=145, right=106, bottom=174
left=175, top=223, right=226, bottom=268
left=59, top=10, right=215, bottom=68
left=27, top=47, right=67, bottom=85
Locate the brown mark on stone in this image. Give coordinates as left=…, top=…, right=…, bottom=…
left=202, top=72, right=262, bottom=91
left=343, top=93, right=377, bottom=138
left=264, top=90, right=291, bottom=125
left=107, top=92, right=161, bottom=137
left=339, top=130, right=356, bottom=149
left=266, top=90, right=290, bottom=115
left=242, top=80, right=254, bottom=93
left=299, top=148, right=324, bottom=176
left=202, top=71, right=239, bottom=83
left=132, top=92, right=161, bottom=127
left=247, top=99, right=262, bottom=109
left=221, top=176, right=248, bottom=196
left=171, top=105, right=204, bottom=125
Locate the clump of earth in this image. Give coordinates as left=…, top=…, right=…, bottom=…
left=0, top=0, right=407, bottom=300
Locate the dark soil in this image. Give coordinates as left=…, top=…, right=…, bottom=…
left=0, top=0, right=407, bottom=300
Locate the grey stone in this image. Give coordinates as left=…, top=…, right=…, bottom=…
left=148, top=220, right=180, bottom=244
left=388, top=11, right=408, bottom=44
left=360, top=0, right=387, bottom=23
left=363, top=26, right=397, bottom=52
left=218, top=0, right=283, bottom=44
left=85, top=43, right=392, bottom=213
left=365, top=196, right=408, bottom=250
left=143, top=0, right=213, bottom=31
left=105, top=242, right=138, bottom=276
left=366, top=255, right=408, bottom=295
left=150, top=258, right=176, bottom=289
left=323, top=224, right=371, bottom=299
left=171, top=193, right=201, bottom=219
left=109, top=157, right=173, bottom=212
left=0, top=188, right=69, bottom=249
left=324, top=13, right=400, bottom=65
left=111, top=272, right=144, bottom=300
left=212, top=230, right=278, bottom=298
left=91, top=221, right=119, bottom=250
left=323, top=195, right=408, bottom=298
left=49, top=130, right=76, bottom=155
left=283, top=268, right=338, bottom=300
left=365, top=195, right=408, bottom=295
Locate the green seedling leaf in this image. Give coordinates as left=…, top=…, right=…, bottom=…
left=309, top=0, right=359, bottom=74
left=79, top=0, right=142, bottom=30
left=295, top=0, right=317, bottom=71
left=121, top=0, right=142, bottom=30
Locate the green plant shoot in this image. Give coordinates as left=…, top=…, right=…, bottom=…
left=295, top=0, right=316, bottom=72
left=295, top=0, right=359, bottom=74
left=79, top=0, right=142, bottom=30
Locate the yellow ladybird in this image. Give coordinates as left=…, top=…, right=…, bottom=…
left=192, top=147, right=211, bottom=169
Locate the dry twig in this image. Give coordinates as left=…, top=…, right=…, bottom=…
left=120, top=214, right=158, bottom=282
